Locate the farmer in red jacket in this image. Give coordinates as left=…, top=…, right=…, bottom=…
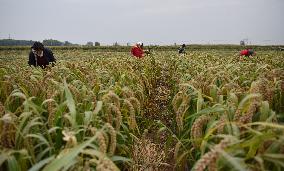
left=131, top=42, right=144, bottom=58
left=239, top=48, right=255, bottom=60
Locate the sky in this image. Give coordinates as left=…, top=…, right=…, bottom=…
left=0, top=0, right=284, bottom=45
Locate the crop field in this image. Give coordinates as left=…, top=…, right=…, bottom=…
left=0, top=47, right=284, bottom=171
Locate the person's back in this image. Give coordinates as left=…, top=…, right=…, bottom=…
left=240, top=48, right=254, bottom=57
left=239, top=48, right=255, bottom=61
left=131, top=42, right=144, bottom=58
left=178, top=44, right=186, bottom=55
left=28, top=42, right=56, bottom=68
left=240, top=49, right=249, bottom=56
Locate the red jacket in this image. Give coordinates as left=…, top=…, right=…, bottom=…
left=240, top=49, right=249, bottom=56
left=131, top=46, right=144, bottom=58
left=240, top=49, right=254, bottom=57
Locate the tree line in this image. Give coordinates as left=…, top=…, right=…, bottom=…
left=0, top=39, right=100, bottom=46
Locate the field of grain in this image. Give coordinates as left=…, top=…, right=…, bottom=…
left=0, top=47, right=284, bottom=171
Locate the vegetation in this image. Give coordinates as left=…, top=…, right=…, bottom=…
left=0, top=48, right=283, bottom=171
left=1, top=44, right=283, bottom=52
left=0, top=39, right=78, bottom=47
left=0, top=39, right=102, bottom=47
left=42, top=39, right=65, bottom=46
left=0, top=39, right=35, bottom=46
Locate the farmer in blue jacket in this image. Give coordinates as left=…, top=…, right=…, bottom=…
left=28, top=42, right=56, bottom=68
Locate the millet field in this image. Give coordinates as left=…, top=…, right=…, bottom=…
left=0, top=46, right=284, bottom=171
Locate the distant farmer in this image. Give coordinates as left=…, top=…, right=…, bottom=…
left=178, top=44, right=186, bottom=55
left=141, top=43, right=151, bottom=56
left=239, top=48, right=255, bottom=60
left=28, top=42, right=56, bottom=68
left=131, top=42, right=144, bottom=58
left=239, top=48, right=255, bottom=61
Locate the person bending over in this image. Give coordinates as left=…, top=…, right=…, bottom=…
left=28, top=42, right=56, bottom=68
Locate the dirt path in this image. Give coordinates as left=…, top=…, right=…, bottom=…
left=143, top=61, right=176, bottom=170
left=144, top=62, right=173, bottom=126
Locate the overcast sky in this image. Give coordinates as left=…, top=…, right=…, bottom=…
left=0, top=0, right=283, bottom=45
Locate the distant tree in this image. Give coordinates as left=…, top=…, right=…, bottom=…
left=64, top=41, right=72, bottom=46
left=113, top=42, right=119, bottom=46
left=86, top=42, right=93, bottom=46
left=95, top=42, right=100, bottom=46
left=240, top=40, right=245, bottom=46
left=43, top=39, right=64, bottom=46
left=126, top=42, right=130, bottom=46
left=0, top=39, right=75, bottom=46
left=0, top=39, right=35, bottom=46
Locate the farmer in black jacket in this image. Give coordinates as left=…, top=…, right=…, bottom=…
left=28, top=42, right=56, bottom=68
left=178, top=44, right=186, bottom=55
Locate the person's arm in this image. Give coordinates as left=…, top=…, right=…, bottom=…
left=46, top=48, right=56, bottom=63
left=50, top=51, right=56, bottom=63
left=139, top=48, right=144, bottom=58
left=28, top=51, right=36, bottom=66
left=45, top=48, right=56, bottom=66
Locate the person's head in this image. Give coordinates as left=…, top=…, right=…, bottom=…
left=31, top=42, right=44, bottom=56
left=182, top=44, right=186, bottom=48
left=136, top=42, right=142, bottom=48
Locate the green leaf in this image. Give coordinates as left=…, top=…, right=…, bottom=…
left=259, top=101, right=270, bottom=121
left=93, top=101, right=103, bottom=115
left=218, top=149, right=247, bottom=171
left=262, top=156, right=284, bottom=168
left=26, top=134, right=50, bottom=147
left=111, top=156, right=132, bottom=162
left=16, top=112, right=33, bottom=148
left=186, top=105, right=226, bottom=120
left=29, top=155, right=55, bottom=171
left=25, top=97, right=46, bottom=114
left=157, top=127, right=167, bottom=134
left=210, top=85, right=218, bottom=102
left=11, top=91, right=27, bottom=100
left=42, top=135, right=97, bottom=171
left=263, top=153, right=284, bottom=160
left=247, top=122, right=284, bottom=130
left=7, top=155, right=21, bottom=171
left=22, top=117, right=43, bottom=136
left=0, top=153, right=8, bottom=166
left=197, top=90, right=204, bottom=112
left=36, top=147, right=52, bottom=162
left=54, top=102, right=67, bottom=128
left=63, top=79, right=77, bottom=127
left=246, top=139, right=260, bottom=159
left=84, top=111, right=92, bottom=126
left=238, top=93, right=261, bottom=109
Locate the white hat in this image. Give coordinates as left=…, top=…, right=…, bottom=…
left=137, top=42, right=142, bottom=46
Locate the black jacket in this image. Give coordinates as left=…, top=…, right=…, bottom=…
left=28, top=48, right=56, bottom=67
